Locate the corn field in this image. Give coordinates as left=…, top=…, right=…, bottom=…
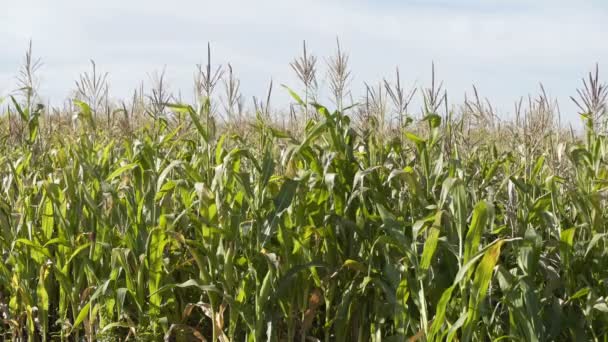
left=1, top=44, right=608, bottom=341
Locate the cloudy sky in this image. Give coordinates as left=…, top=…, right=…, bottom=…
left=1, top=0, right=607, bottom=126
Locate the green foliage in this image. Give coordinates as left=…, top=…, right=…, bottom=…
left=0, top=90, right=607, bottom=342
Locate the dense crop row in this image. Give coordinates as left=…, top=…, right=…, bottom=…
left=1, top=45, right=608, bottom=340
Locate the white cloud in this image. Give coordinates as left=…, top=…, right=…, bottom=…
left=1, top=0, right=607, bottom=126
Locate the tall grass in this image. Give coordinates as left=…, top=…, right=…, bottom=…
left=0, top=42, right=607, bottom=341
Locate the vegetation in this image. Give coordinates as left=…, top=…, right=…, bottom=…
left=1, top=42, right=608, bottom=341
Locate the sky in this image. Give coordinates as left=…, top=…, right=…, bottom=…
left=1, top=0, right=607, bottom=127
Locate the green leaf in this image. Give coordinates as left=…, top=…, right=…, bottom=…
left=273, top=179, right=298, bottom=214
left=560, top=227, right=577, bottom=265
left=41, top=198, right=54, bottom=241
left=10, top=96, right=28, bottom=121
left=405, top=132, right=426, bottom=145
left=429, top=239, right=511, bottom=339
left=464, top=201, right=494, bottom=265
left=585, top=233, right=607, bottom=258
left=149, top=280, right=223, bottom=298
left=147, top=227, right=167, bottom=316
left=14, top=239, right=51, bottom=259
left=569, top=287, right=590, bottom=301
left=106, top=163, right=139, bottom=181
left=593, top=302, right=608, bottom=313
left=282, top=85, right=305, bottom=106
left=462, top=240, right=506, bottom=339
left=343, top=259, right=366, bottom=273
left=72, top=302, right=91, bottom=331
left=420, top=227, right=440, bottom=272
left=36, top=265, right=50, bottom=340
left=73, top=99, right=96, bottom=129
left=423, top=113, right=442, bottom=128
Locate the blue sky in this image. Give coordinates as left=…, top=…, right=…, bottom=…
left=1, top=0, right=607, bottom=126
